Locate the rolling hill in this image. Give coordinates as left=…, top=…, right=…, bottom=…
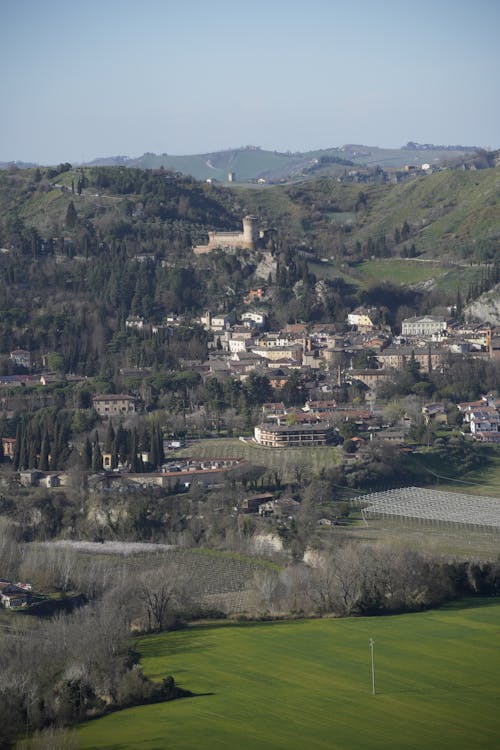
left=78, top=143, right=485, bottom=182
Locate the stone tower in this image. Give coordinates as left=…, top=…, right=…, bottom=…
left=242, top=215, right=258, bottom=248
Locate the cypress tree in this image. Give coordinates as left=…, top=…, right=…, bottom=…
left=28, top=440, right=37, bottom=469
left=92, top=440, right=103, bottom=471
left=39, top=433, right=50, bottom=471
left=83, top=436, right=92, bottom=469
left=50, top=424, right=59, bottom=470
left=129, top=429, right=141, bottom=473
left=19, top=433, right=28, bottom=471
left=149, top=426, right=158, bottom=470
left=104, top=421, right=115, bottom=452
left=65, top=200, right=78, bottom=229
left=13, top=423, right=22, bottom=470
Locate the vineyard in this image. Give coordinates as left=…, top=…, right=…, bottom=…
left=41, top=541, right=277, bottom=613
left=353, top=486, right=500, bottom=534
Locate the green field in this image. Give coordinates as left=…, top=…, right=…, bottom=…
left=355, top=258, right=447, bottom=286
left=310, top=258, right=486, bottom=298
left=175, top=437, right=341, bottom=481
left=77, top=600, right=500, bottom=749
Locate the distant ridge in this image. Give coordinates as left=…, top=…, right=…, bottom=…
left=1, top=143, right=491, bottom=181
left=78, top=143, right=484, bottom=182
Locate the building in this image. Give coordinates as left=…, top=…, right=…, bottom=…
left=92, top=394, right=138, bottom=416
left=239, top=493, right=274, bottom=513
left=377, top=345, right=446, bottom=373
left=193, top=215, right=259, bottom=254
left=200, top=312, right=233, bottom=331
left=254, top=422, right=339, bottom=448
left=464, top=408, right=500, bottom=435
left=1, top=437, right=16, bottom=461
left=347, top=308, right=377, bottom=331
left=244, top=288, right=266, bottom=304
left=0, top=581, right=31, bottom=608
left=125, top=316, right=151, bottom=332
left=10, top=349, right=31, bottom=369
left=250, top=345, right=303, bottom=364
left=401, top=316, right=448, bottom=337
left=241, top=310, right=267, bottom=328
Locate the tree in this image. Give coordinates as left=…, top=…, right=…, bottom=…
left=39, top=433, right=50, bottom=471
left=65, top=201, right=78, bottom=229
left=91, top=435, right=103, bottom=471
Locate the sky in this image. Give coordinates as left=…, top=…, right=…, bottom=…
left=1, top=0, right=499, bottom=164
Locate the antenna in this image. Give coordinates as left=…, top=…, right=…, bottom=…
left=369, top=638, right=376, bottom=695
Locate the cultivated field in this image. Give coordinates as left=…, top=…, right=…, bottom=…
left=77, top=599, right=500, bottom=749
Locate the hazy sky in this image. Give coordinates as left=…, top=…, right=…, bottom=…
left=1, top=0, right=499, bottom=164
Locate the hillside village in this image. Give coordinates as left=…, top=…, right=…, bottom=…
left=2, top=283, right=500, bottom=497
left=0, top=162, right=499, bottom=557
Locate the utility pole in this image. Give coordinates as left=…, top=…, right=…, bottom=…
left=370, top=638, right=376, bottom=695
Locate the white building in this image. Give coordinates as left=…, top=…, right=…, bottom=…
left=401, top=316, right=448, bottom=337
left=241, top=310, right=267, bottom=328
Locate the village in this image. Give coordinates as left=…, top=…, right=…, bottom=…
left=2, top=291, right=500, bottom=513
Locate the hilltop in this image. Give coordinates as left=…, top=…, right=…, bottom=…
left=0, top=161, right=498, bottom=268
left=83, top=144, right=484, bottom=182
left=2, top=143, right=489, bottom=183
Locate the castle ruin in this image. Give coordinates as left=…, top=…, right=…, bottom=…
left=193, top=215, right=260, bottom=255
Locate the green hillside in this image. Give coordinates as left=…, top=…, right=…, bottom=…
left=0, top=163, right=497, bottom=304
left=82, top=144, right=484, bottom=182
left=77, top=600, right=500, bottom=750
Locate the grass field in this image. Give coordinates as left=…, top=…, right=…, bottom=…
left=309, top=257, right=486, bottom=299
left=175, top=437, right=341, bottom=482
left=77, top=599, right=500, bottom=750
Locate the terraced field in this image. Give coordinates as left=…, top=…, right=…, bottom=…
left=77, top=599, right=500, bottom=750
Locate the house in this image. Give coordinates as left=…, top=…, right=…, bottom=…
left=259, top=497, right=300, bottom=517
left=244, top=288, right=266, bottom=304
left=303, top=400, right=337, bottom=414
left=347, top=308, right=378, bottom=332
left=250, top=344, right=303, bottom=364
left=347, top=369, right=393, bottom=390
left=125, top=316, right=151, bottom=332
left=0, top=581, right=31, bottom=608
left=241, top=310, right=267, bottom=328
left=239, top=493, right=274, bottom=513
left=19, top=470, right=41, bottom=487
left=2, top=437, right=16, bottom=461
left=92, top=394, right=139, bottom=416
left=200, top=312, right=233, bottom=331
left=422, top=403, right=448, bottom=425
left=10, top=349, right=31, bottom=369
left=465, top=408, right=500, bottom=435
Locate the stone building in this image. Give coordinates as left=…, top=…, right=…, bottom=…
left=193, top=215, right=259, bottom=254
